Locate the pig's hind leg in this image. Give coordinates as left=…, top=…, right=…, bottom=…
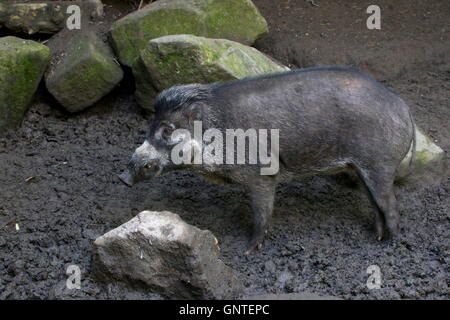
left=354, top=166, right=399, bottom=241
left=244, top=180, right=277, bottom=255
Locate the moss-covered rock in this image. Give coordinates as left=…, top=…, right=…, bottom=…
left=0, top=36, right=50, bottom=132
left=2, top=0, right=103, bottom=35
left=45, top=30, right=123, bottom=113
left=397, top=127, right=447, bottom=181
left=132, top=34, right=289, bottom=111
left=110, top=0, right=268, bottom=66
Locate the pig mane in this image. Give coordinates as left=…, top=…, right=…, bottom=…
left=154, top=84, right=212, bottom=114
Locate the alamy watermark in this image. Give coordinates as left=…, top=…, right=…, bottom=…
left=66, top=5, right=81, bottom=30
left=366, top=5, right=381, bottom=30
left=66, top=264, right=81, bottom=290
left=366, top=265, right=382, bottom=289
left=170, top=121, right=280, bottom=175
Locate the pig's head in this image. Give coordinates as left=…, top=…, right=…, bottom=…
left=118, top=84, right=209, bottom=187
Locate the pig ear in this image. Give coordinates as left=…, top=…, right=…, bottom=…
left=184, top=104, right=203, bottom=123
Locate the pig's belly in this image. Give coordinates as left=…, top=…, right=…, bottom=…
left=277, top=158, right=351, bottom=182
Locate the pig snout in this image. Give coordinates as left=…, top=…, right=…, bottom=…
left=118, top=170, right=135, bottom=187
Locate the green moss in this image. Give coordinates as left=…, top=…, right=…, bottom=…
left=132, top=55, right=159, bottom=109
left=110, top=0, right=268, bottom=66
left=111, top=4, right=204, bottom=66
left=397, top=126, right=445, bottom=180
left=0, top=36, right=50, bottom=131
left=45, top=31, right=123, bottom=112
left=133, top=35, right=287, bottom=110
left=203, top=0, right=268, bottom=43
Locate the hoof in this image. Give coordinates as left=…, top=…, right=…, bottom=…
left=244, top=241, right=263, bottom=256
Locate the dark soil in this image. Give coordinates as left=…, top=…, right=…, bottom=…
left=0, top=0, right=448, bottom=299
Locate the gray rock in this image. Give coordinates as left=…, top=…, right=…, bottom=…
left=1, top=0, right=103, bottom=35
left=396, top=126, right=447, bottom=183
left=133, top=34, right=289, bottom=110
left=92, top=210, right=243, bottom=299
left=45, top=30, right=123, bottom=113
left=0, top=36, right=50, bottom=132
left=110, top=0, right=268, bottom=66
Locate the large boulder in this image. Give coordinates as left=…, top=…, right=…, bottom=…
left=1, top=0, right=103, bottom=35
left=396, top=127, right=447, bottom=182
left=133, top=34, right=289, bottom=110
left=92, top=210, right=243, bottom=299
left=45, top=30, right=123, bottom=113
left=0, top=36, right=50, bottom=132
left=110, top=0, right=268, bottom=66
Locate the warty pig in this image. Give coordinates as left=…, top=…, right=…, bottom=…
left=119, top=67, right=416, bottom=254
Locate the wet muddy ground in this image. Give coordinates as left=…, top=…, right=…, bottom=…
left=0, top=0, right=448, bottom=299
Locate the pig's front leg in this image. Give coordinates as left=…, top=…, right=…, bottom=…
left=244, top=180, right=277, bottom=255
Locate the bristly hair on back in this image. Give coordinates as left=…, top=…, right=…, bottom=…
left=154, top=84, right=212, bottom=114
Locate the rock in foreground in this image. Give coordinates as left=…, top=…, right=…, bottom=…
left=93, top=210, right=242, bottom=299
left=133, top=34, right=289, bottom=110
left=0, top=36, right=50, bottom=132
left=45, top=30, right=123, bottom=113
left=110, top=0, right=268, bottom=66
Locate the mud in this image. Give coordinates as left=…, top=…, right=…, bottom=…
left=0, top=0, right=448, bottom=299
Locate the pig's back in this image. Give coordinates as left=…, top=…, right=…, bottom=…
left=210, top=67, right=413, bottom=171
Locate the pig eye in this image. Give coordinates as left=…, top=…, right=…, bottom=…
left=161, top=126, right=174, bottom=141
